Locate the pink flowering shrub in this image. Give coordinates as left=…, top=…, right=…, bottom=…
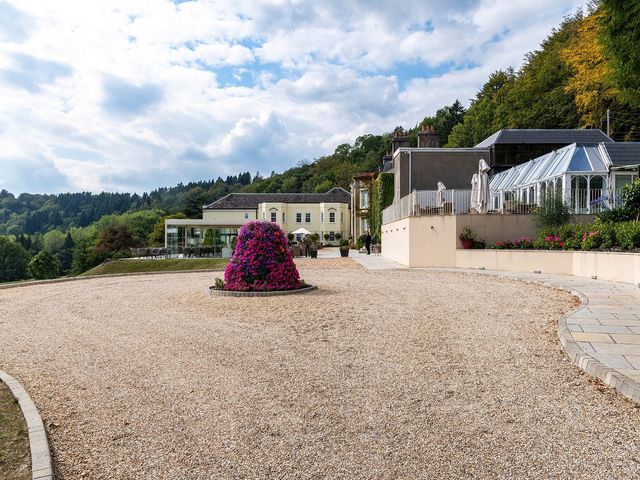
left=543, top=235, right=565, bottom=249
left=223, top=221, right=303, bottom=291
left=489, top=237, right=533, bottom=249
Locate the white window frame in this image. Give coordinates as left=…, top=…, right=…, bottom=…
left=320, top=212, right=324, bottom=223
left=329, top=231, right=335, bottom=241
left=244, top=212, right=249, bottom=219
left=329, top=212, right=336, bottom=223
left=305, top=212, right=311, bottom=223
left=614, top=172, right=638, bottom=193
left=296, top=212, right=302, bottom=223
left=360, top=189, right=369, bottom=209
left=270, top=212, right=277, bottom=223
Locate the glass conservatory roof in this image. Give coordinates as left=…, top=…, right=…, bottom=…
left=490, top=143, right=611, bottom=191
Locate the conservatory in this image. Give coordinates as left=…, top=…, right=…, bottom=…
left=489, top=143, right=615, bottom=214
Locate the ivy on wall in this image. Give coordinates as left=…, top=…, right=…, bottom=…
left=369, top=173, right=394, bottom=241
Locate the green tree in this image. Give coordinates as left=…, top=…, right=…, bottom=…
left=600, top=0, right=640, bottom=107
left=71, top=236, right=99, bottom=275
left=0, top=236, right=30, bottom=282
left=183, top=187, right=206, bottom=218
left=58, top=232, right=75, bottom=273
left=202, top=229, right=214, bottom=247
left=42, top=230, right=67, bottom=255
left=94, top=224, right=139, bottom=257
left=447, top=69, right=516, bottom=147
left=506, top=15, right=581, bottom=129
left=313, top=179, right=333, bottom=193
left=420, top=100, right=466, bottom=146
left=28, top=251, right=61, bottom=280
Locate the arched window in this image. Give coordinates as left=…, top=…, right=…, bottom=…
left=554, top=177, right=562, bottom=194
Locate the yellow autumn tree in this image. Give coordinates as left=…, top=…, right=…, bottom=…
left=562, top=11, right=618, bottom=128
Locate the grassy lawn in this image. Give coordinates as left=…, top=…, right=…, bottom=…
left=0, top=382, right=30, bottom=480
left=81, top=258, right=229, bottom=276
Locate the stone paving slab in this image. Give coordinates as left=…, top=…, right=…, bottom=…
left=350, top=251, right=405, bottom=270
left=423, top=267, right=640, bottom=404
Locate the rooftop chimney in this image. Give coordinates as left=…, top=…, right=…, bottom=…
left=391, top=127, right=410, bottom=153
left=379, top=151, right=393, bottom=172
left=417, top=124, right=440, bottom=148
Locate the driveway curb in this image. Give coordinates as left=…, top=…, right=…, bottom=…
left=0, top=370, right=54, bottom=480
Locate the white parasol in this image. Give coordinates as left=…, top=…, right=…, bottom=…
left=436, top=181, right=447, bottom=208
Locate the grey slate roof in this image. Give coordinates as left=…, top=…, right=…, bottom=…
left=475, top=129, right=613, bottom=148
left=603, top=142, right=640, bottom=167
left=204, top=187, right=351, bottom=210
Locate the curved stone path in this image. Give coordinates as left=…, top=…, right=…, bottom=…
left=429, top=267, right=640, bottom=404
left=1, top=260, right=640, bottom=479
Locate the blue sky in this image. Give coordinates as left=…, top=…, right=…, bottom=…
left=0, top=0, right=587, bottom=194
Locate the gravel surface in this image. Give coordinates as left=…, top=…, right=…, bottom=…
left=1, top=259, right=640, bottom=479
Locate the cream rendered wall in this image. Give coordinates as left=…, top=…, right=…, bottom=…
left=382, top=213, right=640, bottom=285
left=382, top=216, right=457, bottom=267
left=380, top=218, right=411, bottom=266
left=454, top=214, right=594, bottom=247
left=455, top=250, right=574, bottom=275
left=202, top=209, right=256, bottom=225
left=258, top=202, right=350, bottom=239
left=456, top=250, right=640, bottom=285
left=572, top=252, right=640, bottom=284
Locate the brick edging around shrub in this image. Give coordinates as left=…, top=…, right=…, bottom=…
left=209, top=284, right=318, bottom=297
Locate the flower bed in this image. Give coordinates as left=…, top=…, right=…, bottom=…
left=486, top=221, right=640, bottom=253
left=488, top=237, right=534, bottom=250
left=212, top=221, right=309, bottom=292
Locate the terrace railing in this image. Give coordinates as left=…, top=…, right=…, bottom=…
left=383, top=189, right=472, bottom=224
left=382, top=188, right=623, bottom=225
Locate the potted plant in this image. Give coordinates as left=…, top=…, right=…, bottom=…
left=287, top=232, right=295, bottom=244
left=335, top=232, right=342, bottom=241
left=459, top=227, right=476, bottom=249
left=339, top=239, right=350, bottom=257
left=323, top=233, right=330, bottom=245
left=309, top=233, right=319, bottom=258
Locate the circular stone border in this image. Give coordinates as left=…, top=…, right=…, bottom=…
left=209, top=284, right=318, bottom=297
left=0, top=370, right=54, bottom=480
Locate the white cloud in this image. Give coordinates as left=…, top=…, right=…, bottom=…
left=0, top=0, right=589, bottom=194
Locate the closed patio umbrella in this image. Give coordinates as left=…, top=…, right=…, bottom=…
left=476, top=158, right=490, bottom=214
left=470, top=173, right=480, bottom=212
left=436, top=182, right=446, bottom=208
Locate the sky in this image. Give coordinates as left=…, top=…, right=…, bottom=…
left=0, top=0, right=588, bottom=194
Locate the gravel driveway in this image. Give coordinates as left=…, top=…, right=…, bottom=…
left=1, top=259, right=639, bottom=479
